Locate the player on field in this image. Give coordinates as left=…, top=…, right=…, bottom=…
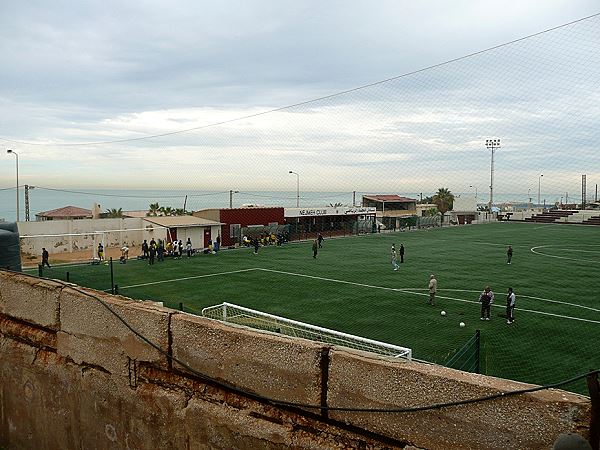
left=317, top=233, right=324, bottom=248
left=506, top=287, right=516, bottom=324
left=506, top=245, right=513, bottom=264
left=479, top=286, right=494, bottom=320
left=41, top=248, right=51, bottom=268
left=428, top=274, right=437, bottom=305
left=390, top=244, right=399, bottom=271
left=399, top=243, right=405, bottom=263
left=312, top=239, right=318, bottom=259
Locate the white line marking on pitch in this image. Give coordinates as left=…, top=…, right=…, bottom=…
left=256, top=268, right=600, bottom=324
left=530, top=245, right=600, bottom=264
left=396, top=288, right=600, bottom=313
left=117, top=268, right=258, bottom=290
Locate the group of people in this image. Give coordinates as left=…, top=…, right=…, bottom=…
left=243, top=232, right=288, bottom=248
left=139, top=238, right=196, bottom=264
left=422, top=244, right=516, bottom=325
left=427, top=275, right=516, bottom=324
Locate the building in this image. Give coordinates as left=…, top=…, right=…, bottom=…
left=193, top=207, right=285, bottom=247
left=142, top=216, right=223, bottom=249
left=284, top=206, right=376, bottom=239
left=449, top=195, right=478, bottom=225
left=35, top=206, right=92, bottom=221
left=361, top=195, right=417, bottom=229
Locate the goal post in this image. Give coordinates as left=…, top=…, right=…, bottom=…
left=202, top=302, right=412, bottom=360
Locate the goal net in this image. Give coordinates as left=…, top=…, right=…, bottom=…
left=202, top=302, right=412, bottom=360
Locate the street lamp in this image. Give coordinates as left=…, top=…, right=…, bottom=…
left=229, top=190, right=239, bottom=209
left=485, top=139, right=500, bottom=214
left=6, top=149, right=19, bottom=222
left=288, top=171, right=299, bottom=207
left=538, top=174, right=544, bottom=208
left=469, top=185, right=478, bottom=198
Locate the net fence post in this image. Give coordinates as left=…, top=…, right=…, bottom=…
left=110, top=257, right=115, bottom=294
left=38, top=263, right=42, bottom=277
left=178, top=302, right=184, bottom=311
left=66, top=271, right=70, bottom=282
left=587, top=371, right=600, bottom=450
left=475, top=329, right=481, bottom=374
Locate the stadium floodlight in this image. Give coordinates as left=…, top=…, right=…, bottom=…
left=538, top=174, right=544, bottom=208
left=485, top=139, right=500, bottom=217
left=288, top=171, right=300, bottom=207
left=6, top=149, right=19, bottom=222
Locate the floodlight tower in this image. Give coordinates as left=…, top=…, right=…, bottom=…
left=485, top=139, right=500, bottom=215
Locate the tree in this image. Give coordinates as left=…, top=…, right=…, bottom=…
left=432, top=188, right=455, bottom=215
left=418, top=196, right=434, bottom=204
left=173, top=208, right=186, bottom=216
left=329, top=202, right=343, bottom=208
left=105, top=208, right=123, bottom=218
left=160, top=206, right=174, bottom=216
left=147, top=202, right=160, bottom=217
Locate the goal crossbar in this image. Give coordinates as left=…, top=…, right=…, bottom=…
left=201, top=302, right=412, bottom=360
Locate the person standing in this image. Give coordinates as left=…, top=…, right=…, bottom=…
left=97, top=243, right=105, bottom=261
left=142, top=239, right=149, bottom=259
left=253, top=237, right=260, bottom=255
left=428, top=274, right=437, bottom=305
left=390, top=244, right=399, bottom=271
left=157, top=240, right=165, bottom=262
left=148, top=241, right=156, bottom=265
left=172, top=240, right=179, bottom=258
left=186, top=238, right=193, bottom=257
left=506, top=287, right=516, bottom=324
left=399, top=243, right=405, bottom=263
left=215, top=235, right=221, bottom=252
left=479, top=286, right=494, bottom=320
left=41, top=248, right=51, bottom=268
left=312, top=239, right=318, bottom=259
left=507, top=245, right=513, bottom=264
left=317, top=233, right=324, bottom=248
left=178, top=240, right=184, bottom=257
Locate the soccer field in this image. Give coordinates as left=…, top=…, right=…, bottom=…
left=30, top=222, right=600, bottom=394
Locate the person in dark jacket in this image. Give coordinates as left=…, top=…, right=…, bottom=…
left=312, top=239, right=318, bottom=259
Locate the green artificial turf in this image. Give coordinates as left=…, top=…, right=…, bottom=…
left=29, top=222, right=600, bottom=394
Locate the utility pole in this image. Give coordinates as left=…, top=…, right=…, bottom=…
left=352, top=191, right=356, bottom=207
left=229, top=190, right=239, bottom=209
left=582, top=174, right=587, bottom=209
left=24, top=185, right=34, bottom=221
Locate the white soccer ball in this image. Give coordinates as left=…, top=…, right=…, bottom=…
left=459, top=322, right=465, bottom=328
left=441, top=311, right=446, bottom=316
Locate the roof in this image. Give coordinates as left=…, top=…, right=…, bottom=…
left=143, top=216, right=224, bottom=228
left=36, top=206, right=92, bottom=218
left=362, top=195, right=417, bottom=203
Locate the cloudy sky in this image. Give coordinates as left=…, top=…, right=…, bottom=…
left=0, top=0, right=599, bottom=202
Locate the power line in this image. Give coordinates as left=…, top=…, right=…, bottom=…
left=1, top=12, right=598, bottom=148
left=32, top=186, right=229, bottom=199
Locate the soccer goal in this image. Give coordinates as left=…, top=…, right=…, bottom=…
left=201, top=302, right=412, bottom=360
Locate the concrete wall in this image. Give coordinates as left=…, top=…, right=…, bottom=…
left=18, top=218, right=166, bottom=256
left=0, top=271, right=591, bottom=450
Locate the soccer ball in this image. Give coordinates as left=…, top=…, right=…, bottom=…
left=459, top=322, right=466, bottom=328
left=441, top=311, right=446, bottom=316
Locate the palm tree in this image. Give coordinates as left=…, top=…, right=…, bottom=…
left=173, top=208, right=186, bottom=216
left=329, top=202, right=343, bottom=208
left=105, top=207, right=123, bottom=218
left=161, top=206, right=174, bottom=216
left=147, top=202, right=160, bottom=217
left=432, top=188, right=455, bottom=215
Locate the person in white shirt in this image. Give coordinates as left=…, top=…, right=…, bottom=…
left=428, top=274, right=437, bottom=306
left=390, top=244, right=399, bottom=271
left=506, top=287, right=516, bottom=324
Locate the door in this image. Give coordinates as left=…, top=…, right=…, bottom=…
left=203, top=228, right=211, bottom=248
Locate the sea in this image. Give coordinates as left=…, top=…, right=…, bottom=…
left=0, top=187, right=566, bottom=223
